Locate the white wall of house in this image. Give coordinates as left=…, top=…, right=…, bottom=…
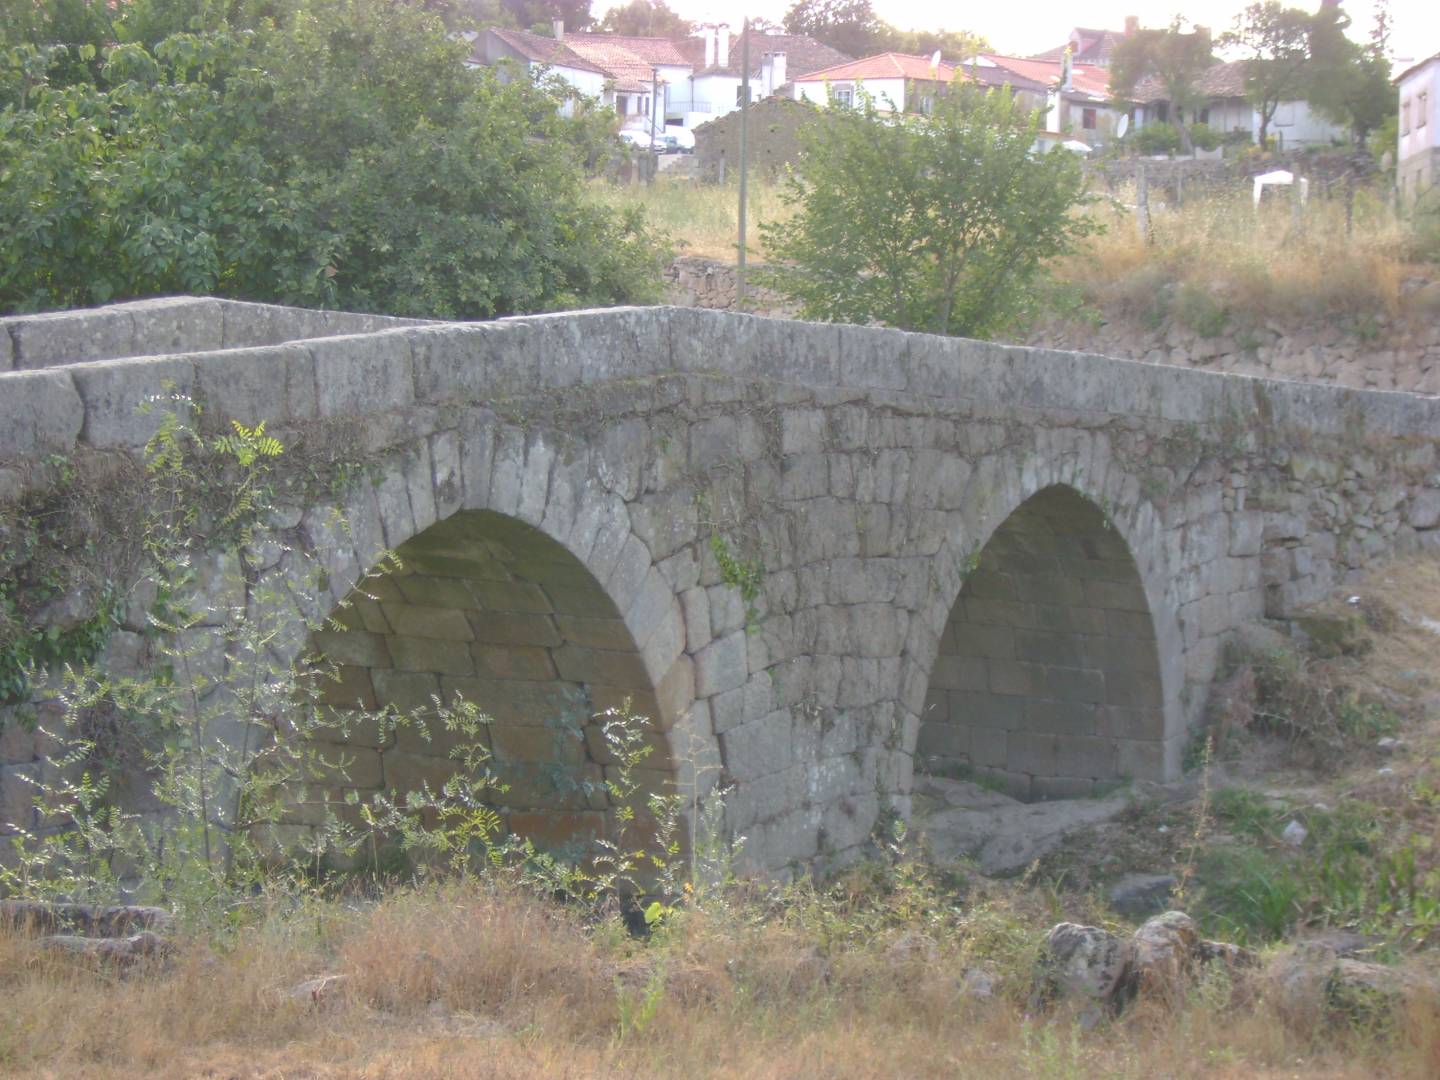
left=1398, top=57, right=1440, bottom=203
left=1264, top=99, right=1339, bottom=147
left=794, top=77, right=906, bottom=112
left=1399, top=58, right=1439, bottom=163
left=536, top=64, right=606, bottom=116
left=1136, top=96, right=1340, bottom=147
left=678, top=72, right=743, bottom=118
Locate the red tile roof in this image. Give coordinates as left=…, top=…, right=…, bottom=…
left=562, top=33, right=697, bottom=92
left=793, top=52, right=958, bottom=83
left=482, top=28, right=608, bottom=75
left=979, top=54, right=1112, bottom=100
left=1034, top=27, right=1126, bottom=67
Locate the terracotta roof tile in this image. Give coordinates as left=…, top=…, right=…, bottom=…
left=482, top=28, right=608, bottom=75
left=792, top=52, right=958, bottom=83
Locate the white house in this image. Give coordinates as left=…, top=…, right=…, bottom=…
left=977, top=53, right=1124, bottom=145
left=1397, top=51, right=1440, bottom=204
left=676, top=27, right=851, bottom=125
left=470, top=25, right=608, bottom=117
left=792, top=53, right=961, bottom=114
left=1132, top=59, right=1343, bottom=148
left=473, top=24, right=845, bottom=135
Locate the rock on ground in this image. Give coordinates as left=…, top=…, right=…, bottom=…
left=912, top=778, right=1131, bottom=874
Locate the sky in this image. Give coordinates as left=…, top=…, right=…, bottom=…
left=651, top=1, right=1440, bottom=67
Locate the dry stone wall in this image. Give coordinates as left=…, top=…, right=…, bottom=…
left=2, top=298, right=1439, bottom=878
left=1026, top=310, right=1440, bottom=395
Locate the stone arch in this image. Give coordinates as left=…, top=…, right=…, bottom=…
left=914, top=480, right=1177, bottom=800
left=292, top=421, right=703, bottom=862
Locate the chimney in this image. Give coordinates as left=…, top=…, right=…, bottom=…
left=1124, top=15, right=1138, bottom=36
left=717, top=23, right=730, bottom=69
left=552, top=18, right=564, bottom=40
left=702, top=25, right=715, bottom=69
left=771, top=51, right=786, bottom=93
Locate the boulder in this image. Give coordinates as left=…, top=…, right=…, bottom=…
left=1266, top=950, right=1437, bottom=1025
left=1033, top=922, right=1132, bottom=1022
left=1129, top=911, right=1199, bottom=1000
left=41, top=930, right=170, bottom=965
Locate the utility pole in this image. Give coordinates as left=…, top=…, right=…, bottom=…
left=737, top=19, right=750, bottom=309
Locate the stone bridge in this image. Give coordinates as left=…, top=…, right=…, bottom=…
left=3, top=297, right=1438, bottom=876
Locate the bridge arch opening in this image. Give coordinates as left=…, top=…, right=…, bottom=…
left=305, top=509, right=673, bottom=863
left=918, top=485, right=1165, bottom=800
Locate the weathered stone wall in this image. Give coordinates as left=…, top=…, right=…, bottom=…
left=693, top=97, right=820, bottom=184
left=665, top=258, right=1440, bottom=395
left=663, top=257, right=795, bottom=319
left=3, top=299, right=1439, bottom=878
left=1026, top=310, right=1440, bottom=395
left=0, top=295, right=429, bottom=373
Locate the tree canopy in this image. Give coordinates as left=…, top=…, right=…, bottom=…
left=596, top=0, right=689, bottom=38
left=1304, top=0, right=1392, bottom=144
left=0, top=0, right=665, bottom=317
left=1221, top=2, right=1313, bottom=145
left=1109, top=18, right=1215, bottom=151
left=758, top=81, right=1096, bottom=339
left=781, top=0, right=986, bottom=63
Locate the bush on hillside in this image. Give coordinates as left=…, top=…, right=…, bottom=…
left=1133, top=121, right=1182, bottom=155
left=0, top=0, right=666, bottom=317
left=758, top=81, right=1097, bottom=338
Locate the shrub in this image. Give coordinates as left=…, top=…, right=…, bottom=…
left=0, top=1, right=666, bottom=317
left=1133, top=122, right=1181, bottom=155
left=1187, top=123, right=1221, bottom=151
left=759, top=81, right=1098, bottom=338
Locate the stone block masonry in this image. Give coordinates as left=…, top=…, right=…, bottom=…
left=2, top=298, right=1438, bottom=878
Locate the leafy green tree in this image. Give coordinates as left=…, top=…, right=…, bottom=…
left=1110, top=18, right=1215, bottom=152
left=596, top=0, right=689, bottom=37
left=1221, top=2, right=1313, bottom=145
left=0, top=0, right=665, bottom=317
left=781, top=0, right=891, bottom=58
left=759, top=81, right=1097, bottom=338
left=1304, top=0, right=1393, bottom=145
left=889, top=28, right=989, bottom=63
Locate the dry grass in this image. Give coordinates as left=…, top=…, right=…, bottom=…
left=5, top=559, right=1440, bottom=1077
left=589, top=177, right=792, bottom=262
left=2, top=873, right=1438, bottom=1078
left=593, top=173, right=1438, bottom=333
left=1065, top=182, right=1435, bottom=330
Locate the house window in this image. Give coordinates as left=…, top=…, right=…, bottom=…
left=616, top=94, right=628, bottom=116
left=1082, top=107, right=1097, bottom=130
left=1155, top=103, right=1168, bottom=123
left=921, top=94, right=934, bottom=116
left=1199, top=107, right=1210, bottom=125
left=735, top=85, right=752, bottom=106
left=1402, top=98, right=1410, bottom=134
left=835, top=86, right=854, bottom=108
left=1420, top=92, right=1429, bottom=128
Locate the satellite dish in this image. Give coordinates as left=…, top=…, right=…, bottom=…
left=1117, top=114, right=1130, bottom=138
